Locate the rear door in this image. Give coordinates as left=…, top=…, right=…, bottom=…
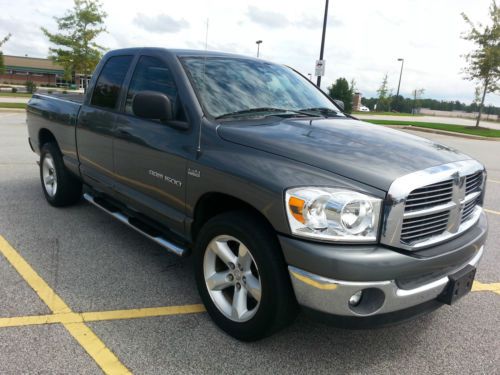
left=76, top=55, right=134, bottom=194
left=113, top=54, right=193, bottom=235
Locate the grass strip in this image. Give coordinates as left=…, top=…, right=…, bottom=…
left=365, top=119, right=500, bottom=138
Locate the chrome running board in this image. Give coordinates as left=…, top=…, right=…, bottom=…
left=83, top=193, right=188, bottom=257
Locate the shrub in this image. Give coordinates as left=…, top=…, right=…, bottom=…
left=11, top=87, right=17, bottom=93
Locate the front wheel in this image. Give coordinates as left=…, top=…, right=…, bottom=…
left=194, top=211, right=297, bottom=341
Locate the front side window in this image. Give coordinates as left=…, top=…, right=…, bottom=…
left=125, top=56, right=178, bottom=114
left=91, top=55, right=133, bottom=109
left=181, top=57, right=345, bottom=119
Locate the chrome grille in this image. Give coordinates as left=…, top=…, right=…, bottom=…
left=404, top=180, right=453, bottom=212
left=381, top=160, right=485, bottom=250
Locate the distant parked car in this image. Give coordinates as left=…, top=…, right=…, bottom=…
left=359, top=105, right=370, bottom=112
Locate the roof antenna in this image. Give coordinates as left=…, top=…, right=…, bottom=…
left=197, top=17, right=209, bottom=155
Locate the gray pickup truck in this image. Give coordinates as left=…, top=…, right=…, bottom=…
left=26, top=48, right=488, bottom=341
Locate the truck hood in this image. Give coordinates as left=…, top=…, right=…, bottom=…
left=217, top=117, right=472, bottom=191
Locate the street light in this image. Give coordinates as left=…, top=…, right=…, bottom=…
left=396, top=58, right=404, bottom=98
left=256, top=40, right=263, bottom=58
left=316, top=0, right=329, bottom=88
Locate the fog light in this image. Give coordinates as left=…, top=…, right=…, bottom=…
left=349, top=290, right=363, bottom=306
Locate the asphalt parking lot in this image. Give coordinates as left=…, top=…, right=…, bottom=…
left=0, top=111, right=499, bottom=374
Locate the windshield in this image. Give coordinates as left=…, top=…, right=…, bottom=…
left=181, top=57, right=345, bottom=119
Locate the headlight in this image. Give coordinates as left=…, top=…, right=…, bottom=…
left=285, top=187, right=382, bottom=242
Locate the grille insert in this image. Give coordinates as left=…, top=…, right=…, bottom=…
left=401, top=211, right=449, bottom=243
left=466, top=172, right=482, bottom=195
left=405, top=180, right=453, bottom=212
left=461, top=197, right=479, bottom=223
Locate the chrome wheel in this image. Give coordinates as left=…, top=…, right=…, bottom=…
left=42, top=154, right=57, bottom=197
left=203, top=235, right=262, bottom=322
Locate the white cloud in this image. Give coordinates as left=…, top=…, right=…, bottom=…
left=133, top=13, right=189, bottom=33
left=0, top=0, right=497, bottom=105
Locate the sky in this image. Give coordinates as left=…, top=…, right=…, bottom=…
left=0, top=0, right=498, bottom=105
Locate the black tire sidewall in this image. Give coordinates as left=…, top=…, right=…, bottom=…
left=194, top=211, right=296, bottom=341
left=40, top=143, right=81, bottom=206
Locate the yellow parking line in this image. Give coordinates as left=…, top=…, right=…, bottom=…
left=81, top=304, right=206, bottom=322
left=0, top=305, right=206, bottom=329
left=485, top=208, right=500, bottom=216
left=472, top=281, right=500, bottom=295
left=0, top=236, right=131, bottom=375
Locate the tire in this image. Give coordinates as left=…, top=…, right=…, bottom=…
left=40, top=142, right=82, bottom=207
left=194, top=211, right=298, bottom=341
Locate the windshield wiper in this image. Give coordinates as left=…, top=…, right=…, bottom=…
left=215, top=107, right=320, bottom=120
left=299, top=107, right=343, bottom=117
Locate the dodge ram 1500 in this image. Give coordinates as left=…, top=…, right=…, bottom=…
left=26, top=48, right=488, bottom=340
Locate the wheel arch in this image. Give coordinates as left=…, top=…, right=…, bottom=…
left=38, top=128, right=59, bottom=150
left=191, top=192, right=277, bottom=242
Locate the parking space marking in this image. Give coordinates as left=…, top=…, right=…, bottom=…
left=488, top=179, right=500, bottom=184
left=485, top=208, right=500, bottom=215
left=472, top=281, right=500, bottom=295
left=81, top=304, right=206, bottom=322
left=0, top=304, right=206, bottom=329
left=0, top=236, right=131, bottom=375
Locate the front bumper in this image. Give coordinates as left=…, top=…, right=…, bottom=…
left=281, top=211, right=487, bottom=319
left=289, top=246, right=483, bottom=317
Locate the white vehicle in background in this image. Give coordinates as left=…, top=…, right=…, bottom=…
left=359, top=105, right=370, bottom=112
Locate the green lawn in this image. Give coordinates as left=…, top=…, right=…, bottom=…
left=0, top=92, right=32, bottom=98
left=352, top=111, right=422, bottom=116
left=0, top=103, right=27, bottom=109
left=366, top=119, right=500, bottom=138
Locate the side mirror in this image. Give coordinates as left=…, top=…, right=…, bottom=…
left=133, top=91, right=173, bottom=122
left=333, top=99, right=345, bottom=111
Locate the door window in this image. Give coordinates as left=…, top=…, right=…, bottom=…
left=91, top=55, right=133, bottom=109
left=125, top=56, right=178, bottom=115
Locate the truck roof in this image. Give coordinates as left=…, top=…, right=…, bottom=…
left=105, top=47, right=262, bottom=61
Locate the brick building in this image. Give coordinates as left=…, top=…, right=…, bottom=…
left=0, top=55, right=90, bottom=88
left=1, top=55, right=64, bottom=85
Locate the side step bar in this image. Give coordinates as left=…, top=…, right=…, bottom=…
left=83, top=193, right=188, bottom=257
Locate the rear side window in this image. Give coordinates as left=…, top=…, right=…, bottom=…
left=91, top=55, right=133, bottom=109
left=125, top=56, right=178, bottom=114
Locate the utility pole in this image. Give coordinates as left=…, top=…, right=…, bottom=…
left=256, top=40, right=262, bottom=58
left=396, top=58, right=404, bottom=97
left=316, top=0, right=329, bottom=88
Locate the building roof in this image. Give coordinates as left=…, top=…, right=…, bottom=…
left=3, top=55, right=64, bottom=74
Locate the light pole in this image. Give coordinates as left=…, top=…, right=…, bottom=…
left=256, top=40, right=262, bottom=58
left=316, top=0, right=329, bottom=88
left=396, top=58, right=404, bottom=98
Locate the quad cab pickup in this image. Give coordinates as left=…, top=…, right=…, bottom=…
left=26, top=48, right=488, bottom=340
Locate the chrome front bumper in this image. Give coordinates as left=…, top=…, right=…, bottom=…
left=289, top=246, right=484, bottom=317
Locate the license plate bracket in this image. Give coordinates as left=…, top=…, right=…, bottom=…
left=438, top=265, right=476, bottom=305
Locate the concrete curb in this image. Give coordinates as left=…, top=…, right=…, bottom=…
left=0, top=108, right=26, bottom=113
left=384, top=125, right=500, bottom=142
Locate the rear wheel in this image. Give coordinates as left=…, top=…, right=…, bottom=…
left=194, top=211, right=297, bottom=341
left=40, top=143, right=82, bottom=206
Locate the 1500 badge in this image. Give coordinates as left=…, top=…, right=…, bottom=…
left=148, top=170, right=182, bottom=187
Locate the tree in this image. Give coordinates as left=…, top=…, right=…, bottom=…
left=0, top=33, right=12, bottom=74
left=461, top=0, right=500, bottom=127
left=41, top=0, right=107, bottom=90
left=327, top=77, right=354, bottom=113
left=376, top=73, right=392, bottom=111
